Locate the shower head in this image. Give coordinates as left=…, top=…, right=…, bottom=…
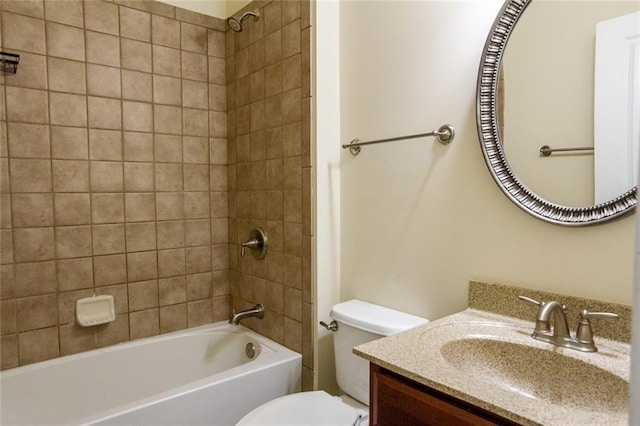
left=227, top=9, right=260, bottom=32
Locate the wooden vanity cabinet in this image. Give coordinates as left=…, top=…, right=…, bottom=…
left=370, top=364, right=521, bottom=426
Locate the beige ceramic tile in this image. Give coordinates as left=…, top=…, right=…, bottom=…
left=91, top=193, right=125, bottom=224
left=208, top=83, right=226, bottom=112
left=16, top=294, right=58, bottom=331
left=7, top=123, right=50, bottom=159
left=187, top=299, right=212, bottom=327
left=88, top=97, right=122, bottom=129
left=122, top=101, right=153, bottom=132
left=159, top=304, right=187, bottom=333
left=120, top=6, right=151, bottom=42
left=182, top=80, right=208, bottom=109
left=5, top=87, right=49, bottom=124
left=155, top=222, right=184, bottom=252
left=125, top=222, right=156, bottom=252
left=129, top=308, right=159, bottom=339
left=2, top=0, right=44, bottom=18
left=9, top=158, right=51, bottom=193
left=44, top=0, right=83, bottom=27
left=3, top=12, right=46, bottom=54
left=183, top=137, right=208, bottom=164
left=59, top=324, right=96, bottom=356
left=186, top=272, right=211, bottom=301
left=122, top=70, right=152, bottom=102
left=182, top=52, right=208, bottom=82
left=181, top=22, right=207, bottom=54
left=46, top=22, right=85, bottom=61
left=127, top=251, right=158, bottom=282
left=87, top=64, right=122, bottom=98
left=123, top=162, right=154, bottom=192
left=152, top=45, right=181, bottom=77
left=51, top=126, right=88, bottom=160
left=154, top=134, right=182, bottom=162
left=156, top=192, right=184, bottom=220
left=14, top=261, right=56, bottom=297
left=159, top=276, right=186, bottom=305
left=128, top=279, right=158, bottom=311
left=55, top=225, right=92, bottom=259
left=90, top=161, right=124, bottom=192
left=12, top=194, right=53, bottom=228
left=208, top=57, right=225, bottom=85
left=4, top=51, right=48, bottom=90
left=84, top=0, right=119, bottom=35
left=52, top=160, right=89, bottom=192
left=54, top=193, right=90, bottom=225
left=121, top=39, right=152, bottom=72
left=18, top=327, right=59, bottom=365
left=208, top=29, right=225, bottom=58
left=1, top=300, right=17, bottom=335
left=209, top=138, right=226, bottom=165
left=209, top=111, right=226, bottom=138
left=153, top=75, right=181, bottom=106
left=263, top=1, right=282, bottom=35
left=151, top=15, right=180, bottom=48
left=86, top=31, right=120, bottom=67
left=154, top=105, right=182, bottom=135
left=56, top=257, right=94, bottom=291
left=264, top=30, right=281, bottom=67
left=97, top=314, right=129, bottom=347
left=183, top=108, right=209, bottom=137
left=92, top=224, right=125, bottom=255
left=49, top=92, right=87, bottom=127
left=47, top=57, right=86, bottom=94
left=281, top=20, right=300, bottom=59
left=94, top=254, right=127, bottom=286
left=184, top=191, right=209, bottom=219
left=123, top=132, right=154, bottom=162
left=158, top=248, right=185, bottom=278
left=124, top=193, right=155, bottom=222
left=185, top=219, right=210, bottom=247
left=155, top=163, right=183, bottom=192
left=89, top=129, right=122, bottom=161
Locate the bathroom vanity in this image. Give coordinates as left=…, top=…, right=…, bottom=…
left=355, top=281, right=632, bottom=426
left=370, top=363, right=516, bottom=425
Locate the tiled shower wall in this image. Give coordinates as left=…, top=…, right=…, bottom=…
left=225, top=1, right=313, bottom=389
left=0, top=0, right=231, bottom=369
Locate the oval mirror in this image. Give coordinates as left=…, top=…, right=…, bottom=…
left=476, top=0, right=638, bottom=226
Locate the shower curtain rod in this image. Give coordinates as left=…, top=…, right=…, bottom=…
left=342, top=124, right=455, bottom=156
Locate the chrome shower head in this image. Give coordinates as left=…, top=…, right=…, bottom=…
left=226, top=9, right=260, bottom=32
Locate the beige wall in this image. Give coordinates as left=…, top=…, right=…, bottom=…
left=339, top=0, right=635, bottom=330
left=0, top=0, right=229, bottom=369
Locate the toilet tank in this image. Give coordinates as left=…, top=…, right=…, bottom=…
left=329, top=300, right=428, bottom=405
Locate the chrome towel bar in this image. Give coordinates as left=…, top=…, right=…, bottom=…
left=539, top=145, right=593, bottom=157
left=342, top=124, right=455, bottom=156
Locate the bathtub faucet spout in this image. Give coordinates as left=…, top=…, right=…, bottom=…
left=230, top=304, right=265, bottom=325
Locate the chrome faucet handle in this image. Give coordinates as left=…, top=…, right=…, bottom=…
left=575, top=309, right=619, bottom=350
left=518, top=295, right=542, bottom=307
left=579, top=310, right=619, bottom=322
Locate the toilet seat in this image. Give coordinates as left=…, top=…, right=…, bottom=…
left=236, top=391, right=364, bottom=426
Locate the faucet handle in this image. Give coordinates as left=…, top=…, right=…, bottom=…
left=579, top=309, right=619, bottom=322
left=518, top=295, right=542, bottom=307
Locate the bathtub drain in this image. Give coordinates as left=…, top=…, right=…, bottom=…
left=245, top=342, right=256, bottom=359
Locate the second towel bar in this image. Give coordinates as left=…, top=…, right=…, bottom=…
left=539, top=145, right=594, bottom=157
left=342, top=124, right=455, bottom=156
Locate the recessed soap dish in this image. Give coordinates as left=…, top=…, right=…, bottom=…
left=76, top=295, right=115, bottom=327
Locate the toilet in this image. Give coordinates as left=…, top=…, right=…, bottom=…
left=236, top=299, right=428, bottom=426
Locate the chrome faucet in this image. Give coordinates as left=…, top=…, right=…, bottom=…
left=229, top=303, right=265, bottom=325
left=519, top=296, right=618, bottom=352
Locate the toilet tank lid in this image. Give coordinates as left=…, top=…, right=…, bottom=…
left=330, top=299, right=428, bottom=336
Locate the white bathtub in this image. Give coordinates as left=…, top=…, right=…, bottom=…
left=0, top=322, right=301, bottom=425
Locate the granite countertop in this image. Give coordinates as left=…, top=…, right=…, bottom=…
left=353, top=282, right=631, bottom=425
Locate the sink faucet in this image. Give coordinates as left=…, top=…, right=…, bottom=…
left=229, top=303, right=265, bottom=325
left=519, top=296, right=618, bottom=352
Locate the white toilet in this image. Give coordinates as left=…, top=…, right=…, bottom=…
left=237, top=299, right=428, bottom=426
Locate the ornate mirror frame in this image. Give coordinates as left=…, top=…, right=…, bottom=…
left=476, top=0, right=637, bottom=226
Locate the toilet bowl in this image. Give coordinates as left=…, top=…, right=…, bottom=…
left=236, top=300, right=428, bottom=426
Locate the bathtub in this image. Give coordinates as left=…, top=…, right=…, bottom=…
left=0, top=322, right=301, bottom=425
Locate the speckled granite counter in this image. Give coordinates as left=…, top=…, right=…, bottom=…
left=354, top=281, right=631, bottom=425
